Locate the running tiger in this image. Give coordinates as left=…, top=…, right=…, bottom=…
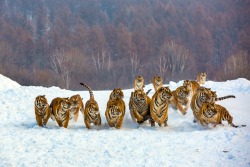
left=170, top=86, right=191, bottom=115
left=50, top=97, right=72, bottom=128
left=198, top=102, right=245, bottom=128
left=105, top=89, right=126, bottom=129
left=183, top=80, right=200, bottom=95
left=152, top=76, right=163, bottom=91
left=34, top=95, right=51, bottom=127
left=191, top=87, right=235, bottom=123
left=150, top=86, right=173, bottom=127
left=196, top=72, right=207, bottom=85
left=134, top=75, right=145, bottom=91
left=80, top=83, right=101, bottom=129
left=69, top=94, right=84, bottom=122
left=129, top=89, right=151, bottom=124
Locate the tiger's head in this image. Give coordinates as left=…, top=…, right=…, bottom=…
left=202, top=103, right=217, bottom=118
left=110, top=105, right=122, bottom=118
left=110, top=88, right=124, bottom=100
left=197, top=88, right=216, bottom=103
left=88, top=102, right=100, bottom=119
left=134, top=76, right=145, bottom=91
left=153, top=76, right=163, bottom=90
left=61, top=98, right=72, bottom=110
left=158, top=86, right=172, bottom=101
left=177, top=86, right=191, bottom=100
left=35, top=95, right=49, bottom=110
left=199, top=72, right=207, bottom=84
left=183, top=80, right=192, bottom=90
left=132, top=90, right=146, bottom=102
left=69, top=94, right=83, bottom=108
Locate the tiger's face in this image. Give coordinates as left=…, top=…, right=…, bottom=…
left=153, top=76, right=163, bottom=86
left=35, top=95, right=48, bottom=109
left=110, top=88, right=124, bottom=100
left=159, top=87, right=172, bottom=101
left=70, top=94, right=82, bottom=108
left=110, top=106, right=122, bottom=118
left=61, top=98, right=72, bottom=110
left=88, top=103, right=100, bottom=119
left=183, top=80, right=192, bottom=89
left=177, top=86, right=190, bottom=99
left=200, top=72, right=206, bottom=81
left=132, top=90, right=146, bottom=102
left=203, top=103, right=217, bottom=118
left=135, top=76, right=144, bottom=84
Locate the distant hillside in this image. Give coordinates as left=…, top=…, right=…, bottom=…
left=0, top=0, right=249, bottom=90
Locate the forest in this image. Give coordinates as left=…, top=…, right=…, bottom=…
left=0, top=0, right=249, bottom=90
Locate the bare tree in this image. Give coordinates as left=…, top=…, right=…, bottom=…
left=130, top=52, right=142, bottom=79
left=221, top=50, right=250, bottom=80
left=159, top=41, right=193, bottom=81
left=92, top=49, right=112, bottom=72
left=50, top=48, right=72, bottom=89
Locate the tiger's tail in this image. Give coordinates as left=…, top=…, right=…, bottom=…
left=80, top=83, right=94, bottom=100
left=215, top=95, right=235, bottom=101
left=146, top=89, right=152, bottom=95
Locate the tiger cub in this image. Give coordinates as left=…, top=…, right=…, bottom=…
left=199, top=102, right=238, bottom=128
left=191, top=87, right=235, bottom=123
left=196, top=72, right=207, bottom=85
left=80, top=83, right=101, bottom=129
left=105, top=89, right=126, bottom=129
left=34, top=95, right=51, bottom=127
left=150, top=86, right=173, bottom=127
left=50, top=97, right=72, bottom=128
left=129, top=89, right=151, bottom=124
left=183, top=80, right=200, bottom=95
left=169, top=86, right=191, bottom=115
left=134, top=75, right=145, bottom=91
left=152, top=76, right=163, bottom=91
left=69, top=94, right=84, bottom=122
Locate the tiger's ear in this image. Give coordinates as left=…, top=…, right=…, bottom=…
left=42, top=95, right=46, bottom=97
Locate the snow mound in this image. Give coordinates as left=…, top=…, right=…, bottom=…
left=0, top=74, right=21, bottom=91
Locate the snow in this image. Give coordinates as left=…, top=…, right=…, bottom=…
left=0, top=75, right=250, bottom=167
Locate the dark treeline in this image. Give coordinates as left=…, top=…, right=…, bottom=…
left=0, top=0, right=249, bottom=90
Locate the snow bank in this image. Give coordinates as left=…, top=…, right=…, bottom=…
left=0, top=75, right=250, bottom=167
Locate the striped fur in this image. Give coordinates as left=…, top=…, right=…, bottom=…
left=80, top=83, right=101, bottom=129
left=69, top=94, right=84, bottom=122
left=150, top=86, right=173, bottom=127
left=191, top=87, right=236, bottom=123
left=183, top=80, right=200, bottom=94
left=129, top=89, right=151, bottom=124
left=199, top=102, right=238, bottom=128
left=152, top=76, right=163, bottom=92
left=34, top=95, right=51, bottom=127
left=170, top=86, right=191, bottom=115
left=105, top=89, right=126, bottom=129
left=50, top=97, right=72, bottom=128
left=134, top=76, right=145, bottom=91
left=196, top=72, right=207, bottom=85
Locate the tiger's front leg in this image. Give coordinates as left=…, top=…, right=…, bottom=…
left=164, top=117, right=168, bottom=127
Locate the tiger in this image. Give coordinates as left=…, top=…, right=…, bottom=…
left=69, top=94, right=84, bottom=122
left=198, top=102, right=239, bottom=128
left=169, top=85, right=191, bottom=115
left=196, top=72, right=207, bottom=85
left=80, top=83, right=101, bottom=129
left=34, top=95, right=51, bottom=127
left=150, top=86, right=173, bottom=127
left=183, top=80, right=200, bottom=95
left=129, top=89, right=152, bottom=124
left=152, top=76, right=163, bottom=92
left=134, top=75, right=145, bottom=91
left=50, top=97, right=72, bottom=128
left=105, top=89, right=126, bottom=129
left=191, top=87, right=236, bottom=123
left=109, top=88, right=124, bottom=100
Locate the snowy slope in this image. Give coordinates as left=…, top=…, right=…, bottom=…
left=0, top=75, right=250, bottom=167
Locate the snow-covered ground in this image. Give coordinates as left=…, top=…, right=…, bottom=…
left=0, top=74, right=249, bottom=167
